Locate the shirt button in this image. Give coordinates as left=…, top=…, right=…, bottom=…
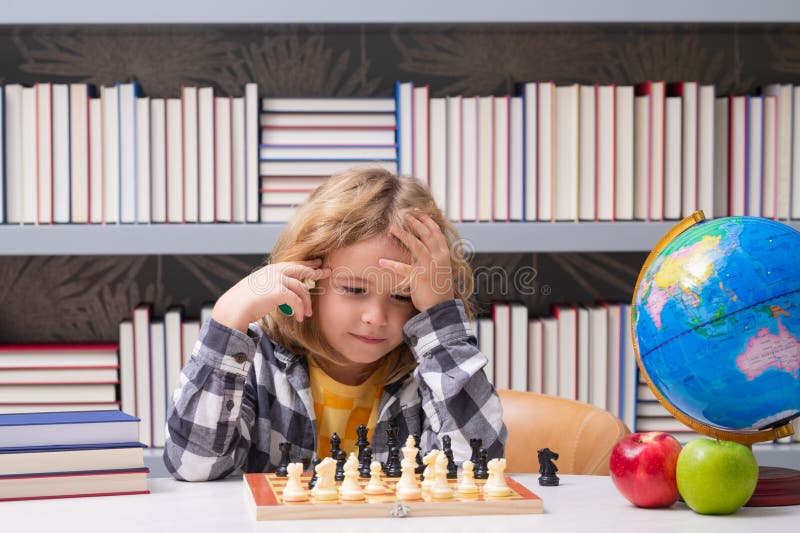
left=234, top=353, right=247, bottom=364
left=409, top=335, right=418, bottom=346
left=226, top=399, right=235, bottom=411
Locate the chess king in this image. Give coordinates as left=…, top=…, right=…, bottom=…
left=164, top=168, right=506, bottom=483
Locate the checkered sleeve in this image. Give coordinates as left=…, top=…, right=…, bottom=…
left=403, top=299, right=507, bottom=462
left=164, top=318, right=259, bottom=481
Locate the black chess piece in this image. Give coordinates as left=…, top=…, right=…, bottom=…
left=413, top=433, right=425, bottom=474
left=334, top=449, right=347, bottom=482
left=538, top=447, right=560, bottom=486
left=275, top=442, right=291, bottom=477
left=442, top=435, right=458, bottom=479
left=308, top=457, right=322, bottom=489
left=355, top=424, right=369, bottom=463
left=473, top=447, right=489, bottom=480
left=330, top=432, right=342, bottom=460
left=385, top=445, right=402, bottom=478
left=359, top=446, right=373, bottom=478
left=385, top=422, right=399, bottom=451
left=469, top=437, right=483, bottom=464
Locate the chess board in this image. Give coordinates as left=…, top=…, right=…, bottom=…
left=244, top=472, right=543, bottom=520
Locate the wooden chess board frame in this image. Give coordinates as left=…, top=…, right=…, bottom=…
left=244, top=472, right=543, bottom=520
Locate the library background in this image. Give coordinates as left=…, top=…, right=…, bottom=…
left=0, top=16, right=799, bottom=465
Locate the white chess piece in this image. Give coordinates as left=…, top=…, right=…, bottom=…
left=456, top=460, right=479, bottom=496
left=339, top=453, right=366, bottom=501
left=431, top=451, right=454, bottom=499
left=420, top=449, right=440, bottom=492
left=364, top=461, right=387, bottom=495
left=396, top=435, right=422, bottom=500
left=282, top=462, right=309, bottom=502
left=311, top=457, right=338, bottom=501
left=484, top=458, right=512, bottom=497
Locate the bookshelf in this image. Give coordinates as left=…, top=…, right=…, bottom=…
left=7, top=220, right=792, bottom=255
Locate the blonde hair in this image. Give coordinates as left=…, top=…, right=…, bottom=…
left=262, top=166, right=475, bottom=384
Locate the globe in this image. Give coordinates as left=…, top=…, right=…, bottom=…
left=632, top=212, right=800, bottom=445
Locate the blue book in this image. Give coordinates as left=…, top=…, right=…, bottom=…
left=0, top=410, right=140, bottom=448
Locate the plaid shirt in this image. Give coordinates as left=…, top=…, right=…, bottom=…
left=163, top=299, right=506, bottom=481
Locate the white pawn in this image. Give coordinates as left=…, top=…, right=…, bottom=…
left=364, top=461, right=387, bottom=495
left=420, top=449, right=440, bottom=492
left=311, top=457, right=338, bottom=501
left=431, top=451, right=454, bottom=500
left=485, top=458, right=512, bottom=497
left=339, top=453, right=366, bottom=501
left=456, top=460, right=479, bottom=496
left=282, top=462, right=309, bottom=502
left=396, top=436, right=422, bottom=500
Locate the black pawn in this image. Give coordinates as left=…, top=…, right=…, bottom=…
left=469, top=438, right=482, bottom=464
left=355, top=424, right=369, bottom=463
left=413, top=433, right=425, bottom=474
left=359, top=446, right=373, bottom=478
left=330, top=432, right=342, bottom=460
left=385, top=445, right=403, bottom=478
left=473, top=448, right=489, bottom=480
left=308, top=457, right=322, bottom=489
left=442, top=435, right=457, bottom=479
left=334, top=449, right=347, bottom=482
left=275, top=442, right=291, bottom=477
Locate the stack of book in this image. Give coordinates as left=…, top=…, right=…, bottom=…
left=259, top=96, right=399, bottom=222
left=0, top=410, right=148, bottom=501
left=0, top=344, right=120, bottom=414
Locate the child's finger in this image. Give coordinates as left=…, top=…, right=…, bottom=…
left=378, top=257, right=414, bottom=282
left=276, top=284, right=305, bottom=321
left=414, top=211, right=448, bottom=250
left=285, top=277, right=314, bottom=319
left=389, top=224, right=430, bottom=260
left=405, top=211, right=432, bottom=240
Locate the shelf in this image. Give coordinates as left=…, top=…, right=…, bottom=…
left=5, top=0, right=800, bottom=24
left=0, top=221, right=752, bottom=255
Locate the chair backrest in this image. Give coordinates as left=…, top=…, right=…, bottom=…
left=498, top=389, right=630, bottom=475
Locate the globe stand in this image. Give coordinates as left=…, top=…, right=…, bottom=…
left=746, top=466, right=800, bottom=507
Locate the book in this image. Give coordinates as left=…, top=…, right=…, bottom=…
left=0, top=468, right=149, bottom=501
left=260, top=128, right=396, bottom=146
left=0, top=403, right=119, bottom=415
left=259, top=113, right=396, bottom=128
left=261, top=97, right=395, bottom=113
left=0, top=443, right=144, bottom=476
left=52, top=84, right=70, bottom=224
left=0, top=383, right=117, bottom=404
left=0, top=368, right=118, bottom=384
left=259, top=145, right=397, bottom=160
left=596, top=84, right=615, bottom=221
left=0, top=410, right=140, bottom=448
left=0, top=344, right=118, bottom=368
left=615, top=86, right=635, bottom=221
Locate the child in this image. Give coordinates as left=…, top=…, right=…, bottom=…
left=164, top=167, right=506, bottom=481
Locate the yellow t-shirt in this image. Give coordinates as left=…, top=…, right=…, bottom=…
left=308, top=359, right=386, bottom=458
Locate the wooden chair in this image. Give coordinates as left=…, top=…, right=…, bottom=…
left=498, top=389, right=630, bottom=475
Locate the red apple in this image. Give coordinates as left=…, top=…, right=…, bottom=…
left=609, top=431, right=682, bottom=508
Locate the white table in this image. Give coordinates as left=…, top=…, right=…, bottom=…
left=3, top=475, right=797, bottom=532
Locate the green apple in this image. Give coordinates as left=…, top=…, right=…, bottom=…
left=676, top=438, right=759, bottom=515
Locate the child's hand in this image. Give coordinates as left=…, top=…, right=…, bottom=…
left=212, top=259, right=331, bottom=332
left=380, top=209, right=455, bottom=313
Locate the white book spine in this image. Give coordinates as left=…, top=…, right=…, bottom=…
left=132, top=306, right=152, bottom=447
left=136, top=97, right=151, bottom=223
left=245, top=83, right=259, bottom=223
left=663, top=95, right=682, bottom=220
left=615, top=86, right=635, bottom=221
left=232, top=96, right=246, bottom=223
left=101, top=85, right=120, bottom=224
left=696, top=85, right=716, bottom=218
left=166, top=98, right=184, bottom=223
left=398, top=82, right=413, bottom=176
left=578, top=85, right=596, bottom=221
left=88, top=98, right=103, bottom=224
left=477, top=318, right=494, bottom=385
left=215, top=97, right=232, bottom=222
left=680, top=82, right=698, bottom=218
left=537, top=82, right=554, bottom=221
left=118, top=321, right=135, bottom=418
left=713, top=97, right=730, bottom=218
left=541, top=317, right=558, bottom=396
left=36, top=82, right=53, bottom=224
left=509, top=96, right=524, bottom=221
left=510, top=303, right=528, bottom=392
left=555, top=85, right=579, bottom=222
left=52, top=84, right=70, bottom=224
left=445, top=96, right=462, bottom=222
left=596, top=85, right=615, bottom=221
left=198, top=87, right=215, bottom=223
left=461, top=97, right=478, bottom=221
left=492, top=303, right=510, bottom=390
left=4, top=85, right=22, bottom=224
left=527, top=320, right=543, bottom=394
left=649, top=82, right=665, bottom=221
left=182, top=87, right=199, bottom=223
left=69, top=84, right=89, bottom=223
left=118, top=84, right=137, bottom=224
left=577, top=307, right=590, bottom=404
left=762, top=96, right=778, bottom=219
left=588, top=306, right=608, bottom=411
left=429, top=98, right=448, bottom=213
left=21, top=87, right=37, bottom=224
left=412, top=85, right=429, bottom=185
left=477, top=96, right=494, bottom=222
left=556, top=306, right=577, bottom=400
left=524, top=83, right=538, bottom=221
left=764, top=85, right=791, bottom=220
left=149, top=99, right=167, bottom=223
left=150, top=321, right=167, bottom=448
left=493, top=96, right=510, bottom=222
left=633, top=95, right=650, bottom=220
left=747, top=96, right=764, bottom=217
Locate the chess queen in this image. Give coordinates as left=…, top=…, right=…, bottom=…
left=164, top=167, right=506, bottom=482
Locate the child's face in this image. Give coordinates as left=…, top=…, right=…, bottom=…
left=316, top=235, right=417, bottom=367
